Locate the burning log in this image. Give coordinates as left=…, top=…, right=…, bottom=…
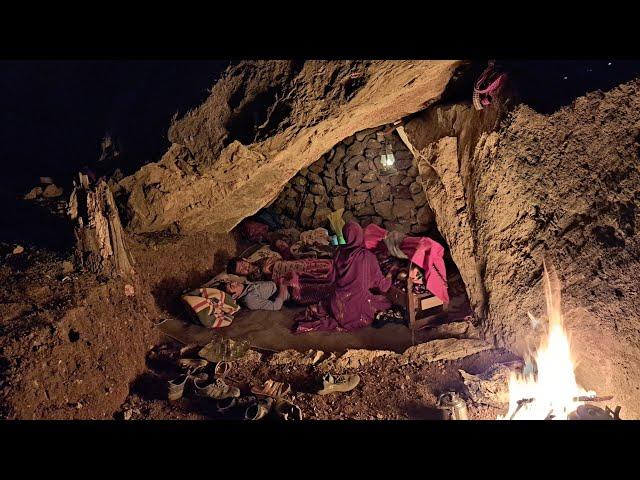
left=68, top=173, right=135, bottom=277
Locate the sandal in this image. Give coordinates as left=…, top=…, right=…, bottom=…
left=214, top=361, right=231, bottom=378
left=245, top=397, right=274, bottom=421
left=273, top=398, right=303, bottom=421
left=251, top=379, right=292, bottom=398
left=178, top=358, right=209, bottom=370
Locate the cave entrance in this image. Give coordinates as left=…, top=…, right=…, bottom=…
left=204, top=123, right=476, bottom=354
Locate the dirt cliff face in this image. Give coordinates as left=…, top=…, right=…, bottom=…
left=118, top=60, right=464, bottom=234
left=405, top=80, right=640, bottom=418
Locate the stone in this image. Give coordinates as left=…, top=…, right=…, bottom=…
left=336, top=164, right=345, bottom=184
left=331, top=145, right=346, bottom=164
left=300, top=167, right=309, bottom=176
left=324, top=177, right=336, bottom=193
left=357, top=204, right=376, bottom=216
left=364, top=148, right=379, bottom=159
left=42, top=184, right=63, bottom=198
left=389, top=175, right=403, bottom=187
left=314, top=208, right=332, bottom=227
left=346, top=171, right=362, bottom=190
left=416, top=205, right=435, bottom=225
left=334, top=349, right=397, bottom=370
left=356, top=161, right=369, bottom=173
left=346, top=155, right=365, bottom=170
left=308, top=172, right=323, bottom=185
left=332, top=186, right=348, bottom=196
left=286, top=188, right=298, bottom=198
left=400, top=176, right=413, bottom=186
left=343, top=210, right=355, bottom=223
left=331, top=196, right=345, bottom=210
left=361, top=172, right=377, bottom=182
left=459, top=361, right=524, bottom=407
left=310, top=184, right=326, bottom=196
left=293, top=184, right=305, bottom=193
left=300, top=207, right=315, bottom=227
left=374, top=201, right=393, bottom=220
left=411, top=224, right=430, bottom=234
left=314, top=195, right=326, bottom=206
left=356, top=182, right=376, bottom=192
left=407, top=165, right=419, bottom=177
left=62, top=261, right=75, bottom=274
left=118, top=60, right=463, bottom=235
left=409, top=181, right=422, bottom=195
left=371, top=183, right=391, bottom=204
left=324, top=167, right=336, bottom=178
left=24, top=187, right=43, bottom=200
left=311, top=157, right=325, bottom=171
left=355, top=128, right=377, bottom=142
left=348, top=191, right=369, bottom=206
left=294, top=176, right=307, bottom=187
left=269, top=349, right=325, bottom=366
left=402, top=339, right=493, bottom=365
left=365, top=138, right=382, bottom=150
left=370, top=216, right=384, bottom=226
left=343, top=135, right=356, bottom=146
left=412, top=191, right=427, bottom=208
left=391, top=185, right=412, bottom=199
left=285, top=200, right=298, bottom=216
left=12, top=245, right=24, bottom=255
left=392, top=198, right=414, bottom=219
left=346, top=141, right=365, bottom=157
left=395, top=158, right=413, bottom=170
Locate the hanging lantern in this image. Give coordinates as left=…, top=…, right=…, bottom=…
left=379, top=136, right=397, bottom=175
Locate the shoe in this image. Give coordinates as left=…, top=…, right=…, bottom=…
left=194, top=377, right=240, bottom=400
left=216, top=397, right=237, bottom=414
left=178, top=358, right=209, bottom=371
left=244, top=397, right=274, bottom=421
left=214, top=361, right=231, bottom=378
left=251, top=379, right=291, bottom=398
left=199, top=338, right=250, bottom=362
left=317, top=373, right=360, bottom=395
left=167, top=374, right=189, bottom=401
left=273, top=398, right=303, bottom=421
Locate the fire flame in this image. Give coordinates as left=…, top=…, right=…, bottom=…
left=498, top=260, right=594, bottom=420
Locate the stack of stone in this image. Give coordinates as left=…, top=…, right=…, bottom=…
left=273, top=125, right=434, bottom=234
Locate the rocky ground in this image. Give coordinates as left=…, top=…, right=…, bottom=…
left=119, top=339, right=521, bottom=421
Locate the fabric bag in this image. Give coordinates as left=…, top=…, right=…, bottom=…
left=181, top=287, right=240, bottom=329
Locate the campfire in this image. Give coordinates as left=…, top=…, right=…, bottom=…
left=499, top=261, right=606, bottom=420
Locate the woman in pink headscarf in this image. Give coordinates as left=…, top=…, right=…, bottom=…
left=294, top=221, right=392, bottom=333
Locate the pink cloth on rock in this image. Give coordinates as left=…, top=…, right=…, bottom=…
left=363, top=224, right=449, bottom=304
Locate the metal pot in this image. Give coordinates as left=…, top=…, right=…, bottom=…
left=436, top=392, right=468, bottom=420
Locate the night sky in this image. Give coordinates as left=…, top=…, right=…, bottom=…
left=2, top=60, right=640, bottom=197
left=0, top=60, right=229, bottom=195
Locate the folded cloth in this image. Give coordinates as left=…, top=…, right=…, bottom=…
left=300, top=228, right=330, bottom=246
left=363, top=224, right=449, bottom=304
left=181, top=288, right=240, bottom=329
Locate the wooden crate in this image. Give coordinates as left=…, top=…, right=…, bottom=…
left=387, top=266, right=448, bottom=330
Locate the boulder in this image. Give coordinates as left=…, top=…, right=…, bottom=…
left=356, top=182, right=376, bottom=192
left=346, top=171, right=362, bottom=190
left=324, top=177, right=336, bottom=193
left=331, top=196, right=345, bottom=211
left=332, top=185, right=348, bottom=196
left=118, top=60, right=463, bottom=234
left=409, top=181, right=422, bottom=194
left=42, top=184, right=63, bottom=198
left=364, top=148, right=379, bottom=159
left=374, top=201, right=393, bottom=220
left=310, top=184, right=326, bottom=196
left=361, top=172, right=378, bottom=182
left=356, top=161, right=369, bottom=173
left=307, top=172, right=323, bottom=185
left=400, top=176, right=414, bottom=186
left=412, top=191, right=427, bottom=208
left=365, top=138, right=381, bottom=150
left=371, top=183, right=391, bottom=204
left=416, top=205, right=435, bottom=225
left=357, top=204, right=376, bottom=216
left=391, top=185, right=412, bottom=199
left=392, top=198, right=414, bottom=219
left=24, top=187, right=43, bottom=200
left=348, top=191, right=369, bottom=206
left=346, top=141, right=365, bottom=157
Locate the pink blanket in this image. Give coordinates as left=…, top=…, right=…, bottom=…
left=363, top=224, right=449, bottom=303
